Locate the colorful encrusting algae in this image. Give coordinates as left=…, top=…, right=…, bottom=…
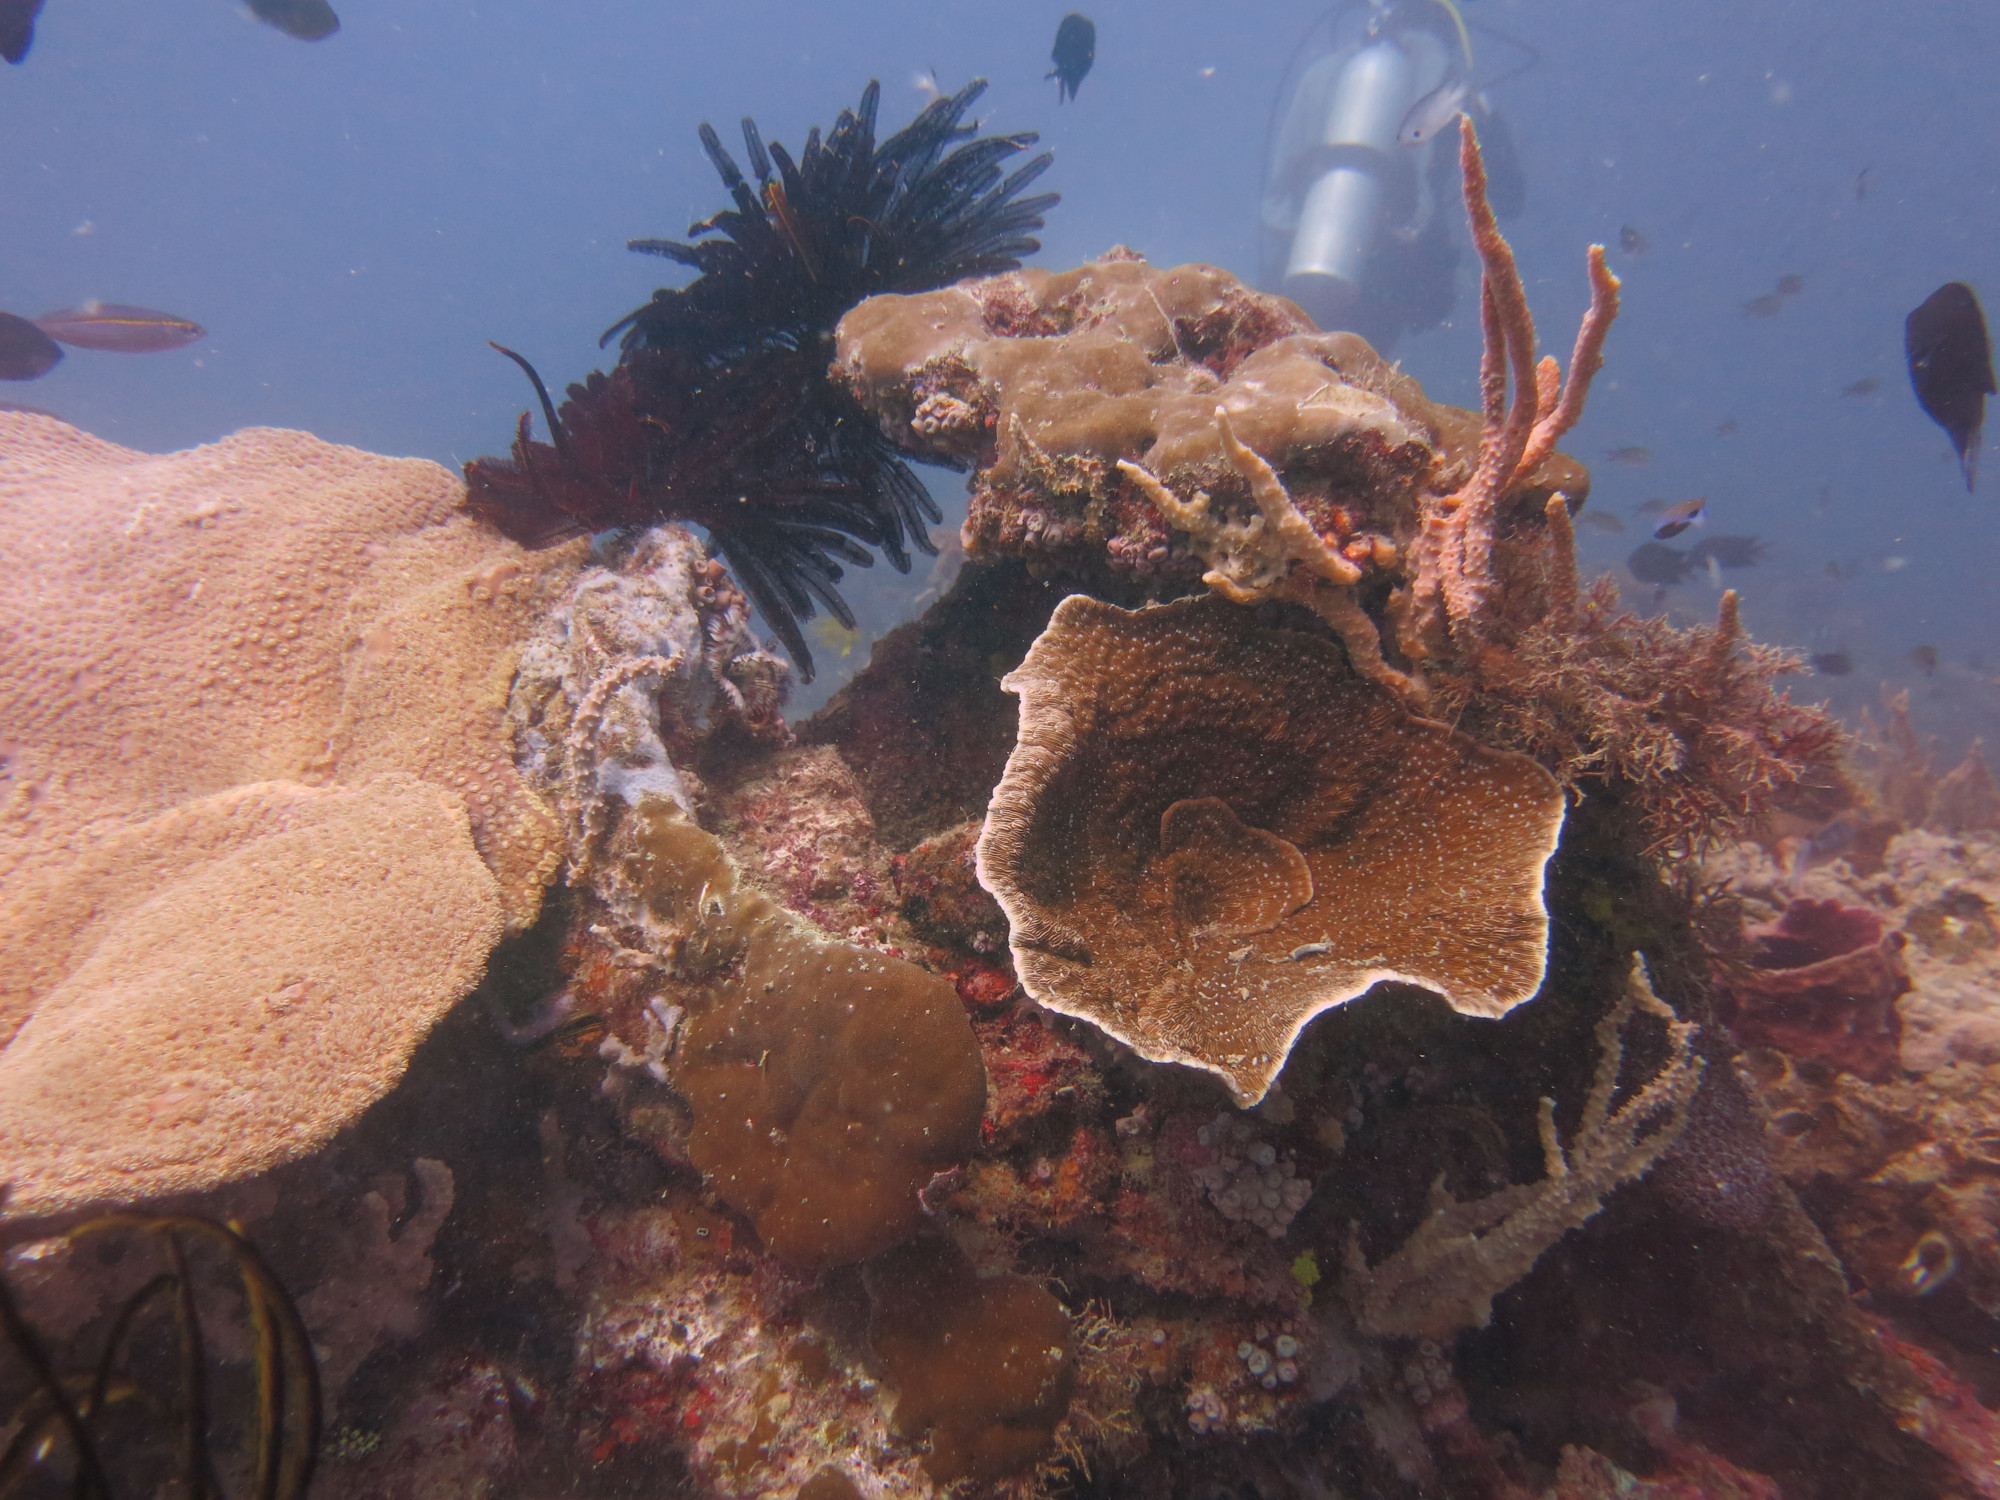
left=5, top=113, right=2000, bottom=1500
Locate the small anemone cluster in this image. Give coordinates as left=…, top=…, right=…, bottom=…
left=464, top=79, right=1056, bottom=678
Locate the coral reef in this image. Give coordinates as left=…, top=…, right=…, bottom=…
left=0, top=779, right=499, bottom=1217
left=1714, top=897, right=1910, bottom=1082
left=13, top=102, right=1991, bottom=1500
left=837, top=126, right=1842, bottom=855
left=864, top=1236, right=1074, bottom=1483
left=1342, top=959, right=1700, bottom=1340
left=0, top=415, right=576, bottom=920
left=466, top=79, right=1055, bottom=678
left=610, top=796, right=986, bottom=1267
left=978, top=591, right=1566, bottom=1105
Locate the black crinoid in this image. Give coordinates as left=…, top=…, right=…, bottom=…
left=465, top=79, right=1056, bottom=680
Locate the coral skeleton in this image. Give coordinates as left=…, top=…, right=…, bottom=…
left=1342, top=958, right=1701, bottom=1341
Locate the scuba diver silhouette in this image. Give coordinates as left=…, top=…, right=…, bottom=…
left=1260, top=0, right=1533, bottom=354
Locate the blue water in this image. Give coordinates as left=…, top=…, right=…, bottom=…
left=5, top=0, right=1996, bottom=731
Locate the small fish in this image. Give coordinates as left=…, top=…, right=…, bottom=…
left=1882, top=554, right=1908, bottom=572
left=1715, top=418, right=1739, bottom=436
left=35, top=302, right=205, bottom=353
left=1854, top=166, right=1871, bottom=203
left=0, top=312, right=62, bottom=380
left=1905, top=281, right=1995, bottom=491
left=0, top=0, right=43, bottom=63
left=811, top=615, right=863, bottom=660
left=1652, top=497, right=1707, bottom=540
left=1742, top=293, right=1784, bottom=318
left=1825, top=560, right=1847, bottom=579
left=1398, top=77, right=1471, bottom=147
left=1688, top=533, right=1763, bottom=568
left=1578, top=510, right=1626, bottom=535
left=1841, top=377, right=1880, bottom=398
left=1606, top=445, right=1652, bottom=466
left=1635, top=498, right=1672, bottom=517
left=1910, top=644, right=1940, bottom=674
left=246, top=0, right=339, bottom=40
left=1618, top=224, right=1649, bottom=256
left=1776, top=273, right=1806, bottom=297
left=1809, top=651, right=1854, bottom=677
left=1626, top=542, right=1694, bottom=586
left=1047, top=12, right=1094, bottom=103
left=544, top=1014, right=609, bottom=1059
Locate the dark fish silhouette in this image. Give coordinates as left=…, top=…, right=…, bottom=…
left=1688, top=533, right=1763, bottom=568
left=1626, top=542, right=1693, bottom=586
left=1841, top=377, right=1879, bottom=398
left=0, top=312, right=62, bottom=380
left=37, top=302, right=204, bottom=352
left=1048, top=12, right=1094, bottom=102
left=6, top=0, right=329, bottom=61
left=0, top=0, right=43, bottom=63
left=1905, top=281, right=1994, bottom=491
left=1606, top=444, right=1652, bottom=465
left=1578, top=509, right=1626, bottom=534
left=1809, top=651, right=1854, bottom=677
left=1618, top=224, right=1649, bottom=256
left=1652, top=496, right=1707, bottom=540
left=247, top=0, right=339, bottom=40
left=1742, top=293, right=1783, bottom=318
left=1776, top=273, right=1805, bottom=297
left=1910, top=644, right=1940, bottom=675
left=1715, top=418, right=1739, bottom=436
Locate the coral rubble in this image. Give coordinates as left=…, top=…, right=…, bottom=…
left=977, top=591, right=1566, bottom=1105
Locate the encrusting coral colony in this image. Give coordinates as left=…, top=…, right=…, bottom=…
left=6, top=88, right=2000, bottom=1500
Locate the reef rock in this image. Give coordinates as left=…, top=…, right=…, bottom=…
left=977, top=593, right=1566, bottom=1105
left=833, top=251, right=1580, bottom=588
left=0, top=416, right=578, bottom=1216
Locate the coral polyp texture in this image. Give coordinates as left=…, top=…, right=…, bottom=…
left=465, top=78, right=1055, bottom=680
left=609, top=797, right=987, bottom=1267
left=977, top=592, right=1566, bottom=1105
left=0, top=414, right=576, bottom=1215
left=838, top=123, right=1840, bottom=853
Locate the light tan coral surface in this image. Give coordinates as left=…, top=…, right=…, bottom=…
left=0, top=777, right=501, bottom=1215
left=0, top=415, right=578, bottom=1216
left=977, top=593, right=1567, bottom=1105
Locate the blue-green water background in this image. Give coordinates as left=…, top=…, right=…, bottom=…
left=6, top=0, right=1996, bottom=736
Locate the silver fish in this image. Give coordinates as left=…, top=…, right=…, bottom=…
left=1398, top=78, right=1471, bottom=147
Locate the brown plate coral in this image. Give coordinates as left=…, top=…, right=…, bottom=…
left=977, top=592, right=1566, bottom=1104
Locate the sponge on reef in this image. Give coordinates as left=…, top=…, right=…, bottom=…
left=978, top=593, right=1567, bottom=1105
